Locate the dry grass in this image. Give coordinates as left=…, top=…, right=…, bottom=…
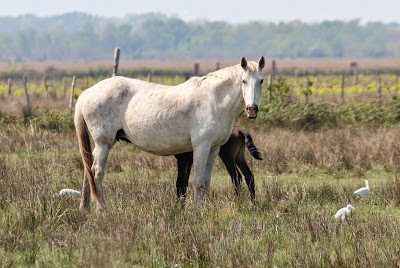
left=247, top=127, right=400, bottom=173
left=273, top=58, right=400, bottom=74
left=2, top=115, right=400, bottom=266
left=0, top=59, right=231, bottom=75
left=2, top=58, right=400, bottom=76
left=0, top=96, right=71, bottom=114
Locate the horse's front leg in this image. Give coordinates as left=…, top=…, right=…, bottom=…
left=204, top=147, right=220, bottom=191
left=193, top=144, right=219, bottom=206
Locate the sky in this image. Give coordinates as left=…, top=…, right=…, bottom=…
left=1, top=0, right=400, bottom=23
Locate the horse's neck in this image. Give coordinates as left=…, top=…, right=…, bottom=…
left=185, top=66, right=245, bottom=123
left=214, top=77, right=244, bottom=120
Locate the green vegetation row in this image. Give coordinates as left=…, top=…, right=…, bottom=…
left=0, top=64, right=192, bottom=81
left=1, top=74, right=399, bottom=98
left=255, top=100, right=400, bottom=130
left=3, top=100, right=400, bottom=133
left=2, top=74, right=400, bottom=131
left=1, top=12, right=400, bottom=61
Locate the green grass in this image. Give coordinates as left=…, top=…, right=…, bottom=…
left=2, top=118, right=400, bottom=267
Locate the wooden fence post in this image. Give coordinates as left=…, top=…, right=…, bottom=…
left=23, top=75, right=30, bottom=107
left=271, top=59, right=277, bottom=77
left=43, top=75, right=49, bottom=95
left=63, top=77, right=67, bottom=98
left=354, top=70, right=358, bottom=86
left=305, top=73, right=311, bottom=102
left=377, top=76, right=382, bottom=104
left=216, top=62, right=220, bottom=71
left=148, top=73, right=152, bottom=83
left=7, top=78, right=12, bottom=95
left=350, top=61, right=358, bottom=86
left=69, top=76, right=76, bottom=115
left=112, top=47, right=120, bottom=77
left=340, top=74, right=345, bottom=105
left=194, top=63, right=200, bottom=76
left=84, top=76, right=89, bottom=89
left=268, top=74, right=272, bottom=103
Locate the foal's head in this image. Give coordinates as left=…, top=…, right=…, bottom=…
left=240, top=56, right=265, bottom=119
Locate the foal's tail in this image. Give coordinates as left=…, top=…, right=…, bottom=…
left=241, top=129, right=263, bottom=160
left=74, top=95, right=99, bottom=204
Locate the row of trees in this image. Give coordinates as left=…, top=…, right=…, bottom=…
left=0, top=13, right=400, bottom=61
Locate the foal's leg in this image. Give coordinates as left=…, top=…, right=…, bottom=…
left=236, top=159, right=256, bottom=204
left=235, top=166, right=243, bottom=192
left=174, top=152, right=193, bottom=200
left=235, top=142, right=256, bottom=204
left=219, top=135, right=242, bottom=197
left=220, top=157, right=241, bottom=196
left=193, top=144, right=219, bottom=206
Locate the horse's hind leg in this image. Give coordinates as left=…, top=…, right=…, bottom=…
left=80, top=172, right=91, bottom=209
left=91, top=142, right=112, bottom=210
left=80, top=144, right=110, bottom=210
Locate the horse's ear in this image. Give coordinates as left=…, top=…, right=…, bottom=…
left=258, top=56, right=265, bottom=70
left=241, top=57, right=247, bottom=69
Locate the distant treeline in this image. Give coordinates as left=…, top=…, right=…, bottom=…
left=0, top=12, right=400, bottom=62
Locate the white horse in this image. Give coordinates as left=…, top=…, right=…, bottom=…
left=75, top=56, right=265, bottom=210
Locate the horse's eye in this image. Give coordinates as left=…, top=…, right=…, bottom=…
left=242, top=80, right=247, bottom=84
left=260, top=79, right=264, bottom=84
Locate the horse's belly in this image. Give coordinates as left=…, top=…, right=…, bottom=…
left=124, top=118, right=193, bottom=156
left=134, top=134, right=192, bottom=156
left=123, top=92, right=232, bottom=156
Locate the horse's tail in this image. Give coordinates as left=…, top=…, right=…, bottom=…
left=74, top=95, right=99, bottom=203
left=241, top=129, right=263, bottom=160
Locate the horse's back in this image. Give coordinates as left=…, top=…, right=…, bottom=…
left=124, top=81, right=196, bottom=155
left=78, top=76, right=234, bottom=156
left=80, top=77, right=195, bottom=155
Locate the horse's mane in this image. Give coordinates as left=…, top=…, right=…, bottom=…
left=185, top=76, right=209, bottom=88
left=184, top=62, right=259, bottom=89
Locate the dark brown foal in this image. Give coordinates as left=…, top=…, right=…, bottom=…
left=174, top=126, right=262, bottom=204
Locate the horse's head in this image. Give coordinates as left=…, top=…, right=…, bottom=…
left=240, top=56, right=265, bottom=119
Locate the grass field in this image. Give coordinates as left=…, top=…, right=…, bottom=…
left=2, top=61, right=400, bottom=266
left=1, top=108, right=400, bottom=266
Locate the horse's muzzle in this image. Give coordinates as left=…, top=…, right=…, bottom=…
left=246, top=105, right=258, bottom=119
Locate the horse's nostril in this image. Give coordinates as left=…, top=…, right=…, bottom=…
left=246, top=105, right=258, bottom=112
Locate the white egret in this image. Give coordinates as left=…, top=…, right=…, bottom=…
left=334, top=204, right=355, bottom=221
left=53, top=188, right=81, bottom=198
left=354, top=180, right=370, bottom=199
